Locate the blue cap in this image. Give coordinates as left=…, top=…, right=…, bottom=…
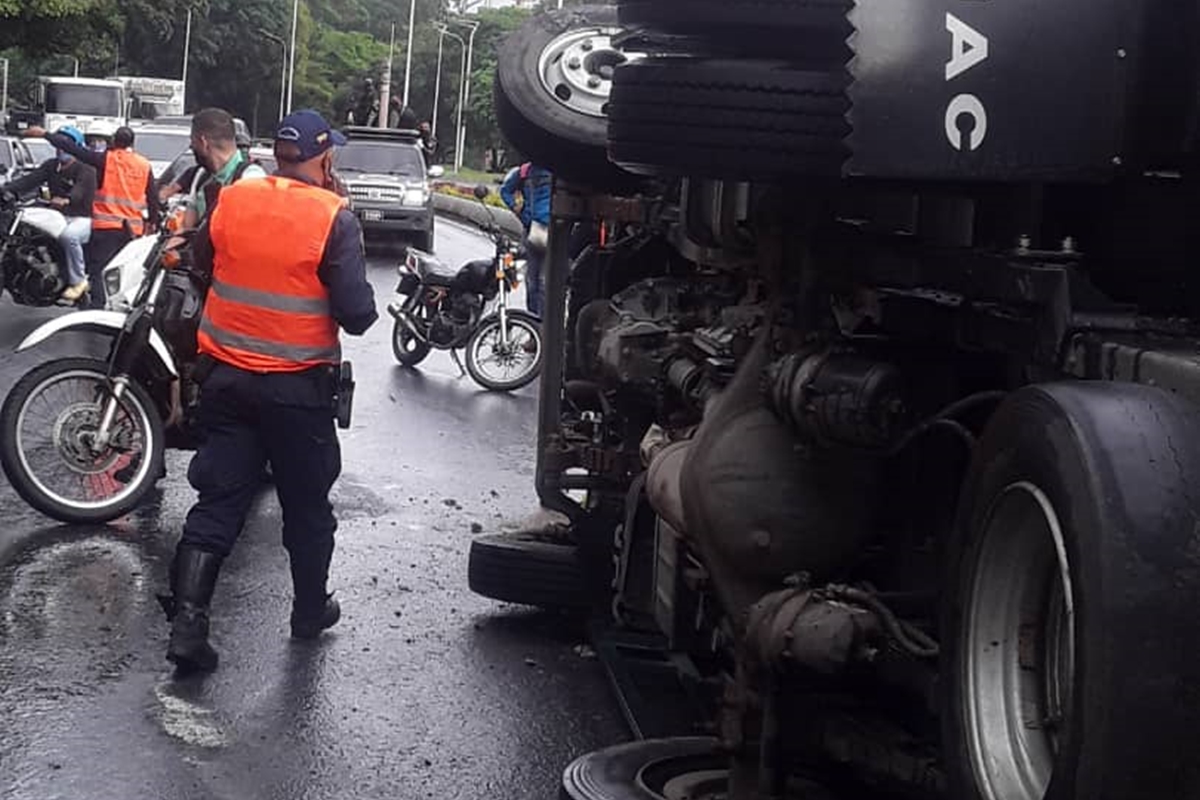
left=56, top=126, right=85, bottom=148
left=274, top=109, right=346, bottom=162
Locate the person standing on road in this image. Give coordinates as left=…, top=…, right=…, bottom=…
left=2, top=126, right=96, bottom=302
left=26, top=124, right=158, bottom=308
left=185, top=107, right=269, bottom=228
left=160, top=110, right=377, bottom=674
left=499, top=162, right=552, bottom=317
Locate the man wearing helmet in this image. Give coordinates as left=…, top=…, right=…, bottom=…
left=1, top=126, right=97, bottom=302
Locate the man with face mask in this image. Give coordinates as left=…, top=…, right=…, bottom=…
left=159, top=110, right=376, bottom=674
left=3, top=126, right=97, bottom=302
left=186, top=107, right=268, bottom=228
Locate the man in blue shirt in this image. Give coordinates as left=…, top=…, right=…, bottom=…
left=499, top=162, right=551, bottom=317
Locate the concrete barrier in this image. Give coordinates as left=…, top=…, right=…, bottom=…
left=432, top=193, right=524, bottom=240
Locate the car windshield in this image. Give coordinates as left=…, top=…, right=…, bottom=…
left=44, top=84, right=122, bottom=117
left=133, top=131, right=191, bottom=162
left=334, top=142, right=424, bottom=177
left=24, top=139, right=55, bottom=164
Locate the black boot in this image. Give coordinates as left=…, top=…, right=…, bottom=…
left=288, top=541, right=341, bottom=639
left=165, top=546, right=223, bottom=673
left=290, top=593, right=341, bottom=640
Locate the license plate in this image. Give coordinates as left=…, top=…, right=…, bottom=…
left=361, top=210, right=383, bottom=222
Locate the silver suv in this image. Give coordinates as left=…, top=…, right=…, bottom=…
left=335, top=126, right=442, bottom=252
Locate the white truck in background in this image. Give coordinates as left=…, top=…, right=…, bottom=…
left=17, top=76, right=127, bottom=141
left=114, top=76, right=185, bottom=121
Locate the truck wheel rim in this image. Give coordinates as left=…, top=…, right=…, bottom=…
left=15, top=369, right=155, bottom=511
left=964, top=481, right=1075, bottom=800
left=537, top=27, right=636, bottom=118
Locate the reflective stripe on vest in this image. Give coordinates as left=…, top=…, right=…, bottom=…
left=92, top=148, right=152, bottom=234
left=198, top=176, right=343, bottom=373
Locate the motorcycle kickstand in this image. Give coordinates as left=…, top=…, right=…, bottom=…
left=450, top=349, right=466, bottom=377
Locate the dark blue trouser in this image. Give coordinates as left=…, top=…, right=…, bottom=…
left=181, top=363, right=341, bottom=606
left=524, top=239, right=545, bottom=318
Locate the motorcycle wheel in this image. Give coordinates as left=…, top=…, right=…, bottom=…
left=464, top=310, right=543, bottom=392
left=392, top=318, right=432, bottom=367
left=0, top=357, right=165, bottom=524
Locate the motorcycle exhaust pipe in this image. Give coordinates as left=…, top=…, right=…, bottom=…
left=392, top=307, right=423, bottom=339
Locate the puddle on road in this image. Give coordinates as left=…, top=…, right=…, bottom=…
left=0, top=537, right=148, bottom=698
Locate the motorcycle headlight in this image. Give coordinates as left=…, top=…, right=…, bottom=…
left=103, top=266, right=121, bottom=298
left=402, top=188, right=427, bottom=207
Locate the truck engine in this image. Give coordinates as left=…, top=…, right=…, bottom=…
left=470, top=4, right=1200, bottom=800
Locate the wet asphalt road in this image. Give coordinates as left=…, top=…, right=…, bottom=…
left=0, top=220, right=628, bottom=799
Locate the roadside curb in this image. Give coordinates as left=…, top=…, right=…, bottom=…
left=432, top=193, right=524, bottom=240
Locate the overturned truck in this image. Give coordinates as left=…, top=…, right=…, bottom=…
left=470, top=3, right=1200, bottom=799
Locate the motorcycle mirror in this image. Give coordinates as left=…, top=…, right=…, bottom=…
left=473, top=184, right=489, bottom=201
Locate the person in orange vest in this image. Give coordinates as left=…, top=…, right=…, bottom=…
left=159, top=110, right=377, bottom=674
left=31, top=124, right=159, bottom=308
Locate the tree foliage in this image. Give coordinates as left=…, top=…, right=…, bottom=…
left=1, top=0, right=534, bottom=168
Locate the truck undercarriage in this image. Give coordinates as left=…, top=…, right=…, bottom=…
left=470, top=4, right=1200, bottom=799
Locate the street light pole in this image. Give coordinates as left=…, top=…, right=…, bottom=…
left=402, top=0, right=417, bottom=108
left=259, top=29, right=287, bottom=123
left=432, top=27, right=447, bottom=138
left=181, top=8, right=193, bottom=111
left=1, top=59, right=8, bottom=117
left=379, top=22, right=395, bottom=128
left=454, top=20, right=480, bottom=172
left=72, top=57, right=80, bottom=78
left=449, top=29, right=468, bottom=172
left=286, top=0, right=299, bottom=113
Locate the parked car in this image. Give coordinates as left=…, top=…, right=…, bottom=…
left=0, top=136, right=40, bottom=184
left=126, top=124, right=192, bottom=179
left=22, top=138, right=54, bottom=165
left=335, top=126, right=442, bottom=252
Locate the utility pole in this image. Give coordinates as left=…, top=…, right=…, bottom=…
left=181, top=8, right=193, bottom=111
left=379, top=22, right=395, bottom=128
left=1, top=58, right=8, bottom=117
left=402, top=0, right=417, bottom=108
left=286, top=0, right=299, bottom=113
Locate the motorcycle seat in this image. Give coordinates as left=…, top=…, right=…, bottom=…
left=411, top=250, right=457, bottom=281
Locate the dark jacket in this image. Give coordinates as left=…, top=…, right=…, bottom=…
left=44, top=131, right=160, bottom=230
left=5, top=158, right=97, bottom=219
left=193, top=175, right=377, bottom=336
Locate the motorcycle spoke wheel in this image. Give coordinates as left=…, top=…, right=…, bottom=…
left=467, top=316, right=542, bottom=390
left=14, top=370, right=153, bottom=511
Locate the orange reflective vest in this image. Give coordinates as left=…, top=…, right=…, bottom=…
left=93, top=148, right=152, bottom=234
left=198, top=176, right=343, bottom=373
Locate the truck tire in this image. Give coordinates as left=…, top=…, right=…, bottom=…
left=617, top=0, right=851, bottom=61
left=607, top=58, right=851, bottom=181
left=468, top=532, right=588, bottom=610
left=943, top=382, right=1200, bottom=800
left=495, top=4, right=643, bottom=192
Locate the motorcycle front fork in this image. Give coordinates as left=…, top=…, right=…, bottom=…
left=93, top=376, right=130, bottom=451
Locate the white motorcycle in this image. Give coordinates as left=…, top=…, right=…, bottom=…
left=0, top=194, right=88, bottom=307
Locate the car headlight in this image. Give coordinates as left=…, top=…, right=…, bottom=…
left=402, top=188, right=427, bottom=207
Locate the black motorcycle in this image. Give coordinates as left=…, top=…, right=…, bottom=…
left=387, top=187, right=543, bottom=392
